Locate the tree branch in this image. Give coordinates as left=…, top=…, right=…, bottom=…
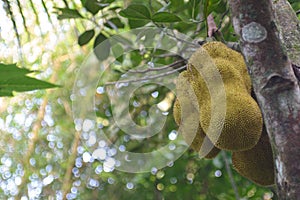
left=229, top=0, right=300, bottom=198
left=127, top=59, right=186, bottom=73
left=207, top=14, right=218, bottom=38
left=62, top=130, right=81, bottom=200
left=104, top=65, right=187, bottom=86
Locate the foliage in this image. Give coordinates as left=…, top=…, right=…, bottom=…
left=0, top=63, right=58, bottom=97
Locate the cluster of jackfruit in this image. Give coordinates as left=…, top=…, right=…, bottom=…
left=173, top=41, right=274, bottom=186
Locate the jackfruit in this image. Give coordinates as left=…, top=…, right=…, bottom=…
left=173, top=70, right=220, bottom=158
left=201, top=42, right=251, bottom=93
left=232, top=128, right=275, bottom=186
left=173, top=72, right=200, bottom=151
left=173, top=99, right=220, bottom=159
left=172, top=41, right=272, bottom=185
left=199, top=88, right=263, bottom=151
left=175, top=71, right=200, bottom=110
left=187, top=41, right=263, bottom=151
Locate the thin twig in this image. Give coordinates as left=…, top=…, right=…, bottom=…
left=153, top=53, right=182, bottom=58
left=16, top=0, right=30, bottom=40
left=28, top=0, right=43, bottom=36
left=191, top=19, right=206, bottom=38
left=162, top=28, right=199, bottom=47
left=149, top=28, right=168, bottom=64
left=128, top=59, right=186, bottom=73
left=106, top=20, right=118, bottom=31
left=41, top=0, right=55, bottom=30
left=221, top=151, right=240, bottom=200
left=62, top=0, right=69, bottom=8
left=89, top=17, right=102, bottom=29
left=104, top=65, right=187, bottom=86
left=3, top=0, right=23, bottom=62
left=218, top=9, right=230, bottom=30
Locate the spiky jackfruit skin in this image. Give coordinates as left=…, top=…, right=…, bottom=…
left=187, top=42, right=262, bottom=151
left=232, top=128, right=274, bottom=186
left=199, top=89, right=263, bottom=151
left=202, top=42, right=251, bottom=93
left=175, top=71, right=200, bottom=109
left=173, top=88, right=220, bottom=159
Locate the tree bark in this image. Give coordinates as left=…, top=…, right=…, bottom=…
left=271, top=0, right=300, bottom=83
left=271, top=0, right=300, bottom=67
left=229, top=0, right=300, bottom=199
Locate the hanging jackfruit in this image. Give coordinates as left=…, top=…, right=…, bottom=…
left=173, top=99, right=220, bottom=159
left=232, top=128, right=275, bottom=186
left=199, top=88, right=263, bottom=151
left=173, top=71, right=220, bottom=159
left=187, top=41, right=263, bottom=151
left=200, top=42, right=252, bottom=93
left=172, top=41, right=273, bottom=186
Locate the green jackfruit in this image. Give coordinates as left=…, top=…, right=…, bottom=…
left=173, top=100, right=220, bottom=159
left=199, top=88, right=263, bottom=151
left=173, top=41, right=271, bottom=185
left=187, top=42, right=262, bottom=151
left=173, top=78, right=220, bottom=159
left=201, top=42, right=251, bottom=93
left=232, top=128, right=275, bottom=186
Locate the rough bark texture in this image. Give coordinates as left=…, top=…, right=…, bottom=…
left=229, top=0, right=300, bottom=199
left=272, top=0, right=300, bottom=83
left=271, top=0, right=300, bottom=67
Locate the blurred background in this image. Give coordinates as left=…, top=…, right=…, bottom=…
left=0, top=0, right=299, bottom=199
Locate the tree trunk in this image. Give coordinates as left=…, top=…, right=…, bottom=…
left=271, top=0, right=300, bottom=67
left=229, top=0, right=300, bottom=199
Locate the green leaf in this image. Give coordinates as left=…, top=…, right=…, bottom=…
left=128, top=19, right=149, bottom=28
left=78, top=29, right=95, bottom=46
left=129, top=50, right=143, bottom=67
left=110, top=35, right=133, bottom=48
left=119, top=4, right=151, bottom=20
left=112, top=43, right=124, bottom=62
left=207, top=0, right=226, bottom=14
left=100, top=0, right=114, bottom=3
left=152, top=12, right=182, bottom=22
left=105, top=18, right=125, bottom=29
left=81, top=0, right=104, bottom=15
left=203, top=0, right=226, bottom=17
left=170, top=0, right=185, bottom=8
left=93, top=33, right=111, bottom=61
left=188, top=0, right=201, bottom=19
left=173, top=21, right=198, bottom=33
left=55, top=7, right=83, bottom=20
left=0, top=63, right=58, bottom=97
